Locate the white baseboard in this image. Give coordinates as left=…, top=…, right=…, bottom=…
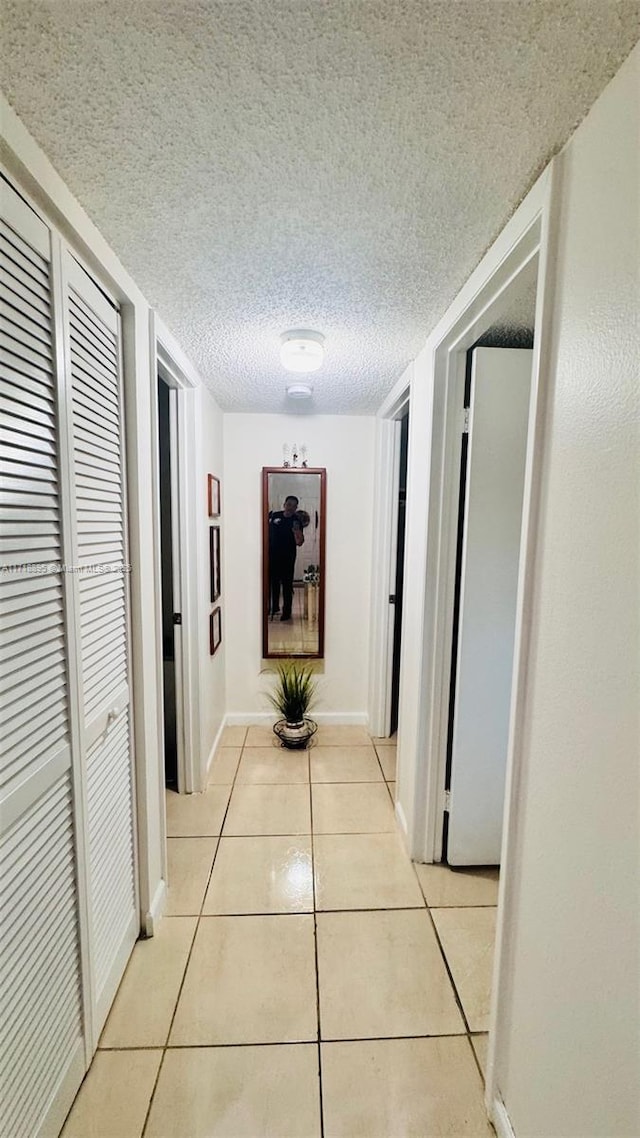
left=204, top=719, right=226, bottom=780
left=395, top=798, right=408, bottom=837
left=144, top=877, right=167, bottom=937
left=224, top=711, right=370, bottom=727
left=490, top=1096, right=516, bottom=1138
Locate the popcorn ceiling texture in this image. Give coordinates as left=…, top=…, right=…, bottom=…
left=1, top=1, right=638, bottom=413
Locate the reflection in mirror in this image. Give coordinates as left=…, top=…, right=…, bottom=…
left=262, top=467, right=326, bottom=658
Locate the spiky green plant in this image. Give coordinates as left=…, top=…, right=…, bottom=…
left=267, top=662, right=317, bottom=724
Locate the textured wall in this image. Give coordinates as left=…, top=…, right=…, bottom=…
left=496, top=46, right=640, bottom=1137
left=223, top=413, right=375, bottom=716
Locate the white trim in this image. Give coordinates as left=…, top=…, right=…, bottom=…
left=144, top=877, right=168, bottom=938
left=179, top=388, right=202, bottom=788
left=368, top=364, right=412, bottom=737
left=152, top=315, right=205, bottom=796
left=168, top=388, right=187, bottom=790
left=377, top=360, right=413, bottom=420
left=147, top=310, right=169, bottom=881
left=367, top=417, right=400, bottom=737
left=485, top=157, right=563, bottom=1114
left=396, top=163, right=553, bottom=865
left=490, top=1096, right=516, bottom=1138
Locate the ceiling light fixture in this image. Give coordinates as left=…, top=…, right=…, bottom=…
left=286, top=382, right=313, bottom=400
left=280, top=330, right=324, bottom=373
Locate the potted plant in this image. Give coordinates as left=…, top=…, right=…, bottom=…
left=267, top=661, right=318, bottom=749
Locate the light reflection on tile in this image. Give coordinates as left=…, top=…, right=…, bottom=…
left=203, top=836, right=313, bottom=914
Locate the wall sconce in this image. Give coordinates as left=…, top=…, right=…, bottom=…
left=282, top=443, right=308, bottom=467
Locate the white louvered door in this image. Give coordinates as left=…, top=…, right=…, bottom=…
left=0, top=180, right=86, bottom=1137
left=1, top=175, right=140, bottom=1134
left=63, top=253, right=138, bottom=1038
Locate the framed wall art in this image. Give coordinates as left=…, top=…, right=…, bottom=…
left=208, top=474, right=221, bottom=518
left=209, top=525, right=221, bottom=603
left=209, top=606, right=222, bottom=656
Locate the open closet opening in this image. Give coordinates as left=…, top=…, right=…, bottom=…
left=442, top=259, right=538, bottom=867
left=389, top=407, right=409, bottom=735
left=157, top=374, right=180, bottom=789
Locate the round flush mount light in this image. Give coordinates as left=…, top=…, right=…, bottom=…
left=280, top=330, right=324, bottom=373
left=286, top=382, right=313, bottom=400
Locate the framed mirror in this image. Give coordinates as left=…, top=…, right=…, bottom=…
left=262, top=467, right=326, bottom=658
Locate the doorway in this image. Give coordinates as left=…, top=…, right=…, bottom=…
left=157, top=376, right=180, bottom=787
left=389, top=409, right=409, bottom=735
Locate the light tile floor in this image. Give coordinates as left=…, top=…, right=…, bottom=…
left=62, top=728, right=498, bottom=1137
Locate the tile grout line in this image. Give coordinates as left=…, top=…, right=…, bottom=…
left=136, top=729, right=483, bottom=1135
left=308, top=739, right=326, bottom=1138
left=140, top=728, right=249, bottom=1137
left=422, top=893, right=473, bottom=1037
left=99, top=1030, right=476, bottom=1052
left=411, top=861, right=497, bottom=1084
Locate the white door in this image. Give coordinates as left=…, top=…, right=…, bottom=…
left=63, top=253, right=138, bottom=1039
left=0, top=180, right=86, bottom=1137
left=447, top=347, right=532, bottom=866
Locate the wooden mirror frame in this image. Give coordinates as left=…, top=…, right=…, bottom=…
left=262, top=466, right=326, bottom=659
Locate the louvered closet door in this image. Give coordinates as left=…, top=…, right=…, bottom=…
left=64, top=254, right=138, bottom=1037
left=0, top=180, right=85, bottom=1137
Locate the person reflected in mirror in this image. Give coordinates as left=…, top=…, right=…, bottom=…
left=268, top=495, right=305, bottom=621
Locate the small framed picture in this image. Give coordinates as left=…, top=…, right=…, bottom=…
left=209, top=525, right=221, bottom=603
left=209, top=606, right=222, bottom=656
left=208, top=474, right=221, bottom=518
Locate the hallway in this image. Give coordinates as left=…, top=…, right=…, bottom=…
left=61, top=726, right=498, bottom=1137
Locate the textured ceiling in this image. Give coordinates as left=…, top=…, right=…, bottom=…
left=1, top=2, right=638, bottom=413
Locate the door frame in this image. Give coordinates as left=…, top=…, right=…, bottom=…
left=150, top=313, right=202, bottom=795
left=385, top=160, right=560, bottom=1124
left=368, top=377, right=411, bottom=738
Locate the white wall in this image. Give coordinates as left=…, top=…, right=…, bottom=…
left=195, top=386, right=226, bottom=782
left=495, top=47, right=639, bottom=1137
left=223, top=413, right=376, bottom=719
